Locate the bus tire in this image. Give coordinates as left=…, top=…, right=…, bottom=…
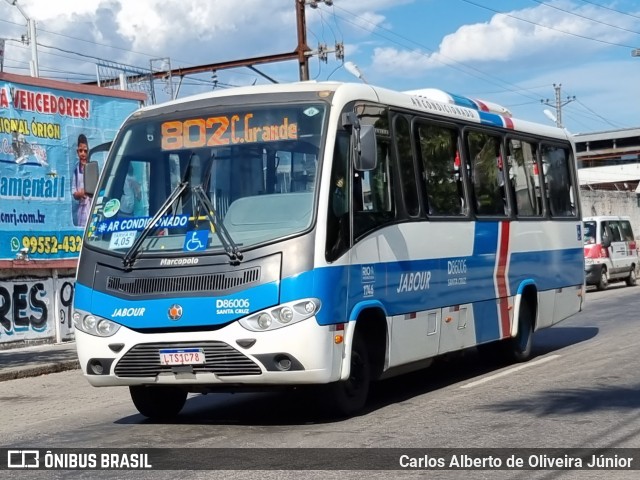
left=129, top=385, right=187, bottom=419
left=505, top=301, right=534, bottom=363
left=329, top=333, right=370, bottom=417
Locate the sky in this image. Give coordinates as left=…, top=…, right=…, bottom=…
left=2, top=0, right=640, bottom=134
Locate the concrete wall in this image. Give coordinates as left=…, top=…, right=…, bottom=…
left=0, top=269, right=76, bottom=349
left=580, top=189, right=640, bottom=237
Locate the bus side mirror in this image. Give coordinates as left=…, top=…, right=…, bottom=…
left=84, top=161, right=100, bottom=196
left=354, top=124, right=377, bottom=171
left=341, top=112, right=377, bottom=172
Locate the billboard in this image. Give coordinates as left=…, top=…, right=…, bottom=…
left=0, top=73, right=145, bottom=262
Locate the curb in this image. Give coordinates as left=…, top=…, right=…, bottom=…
left=0, top=360, right=80, bottom=382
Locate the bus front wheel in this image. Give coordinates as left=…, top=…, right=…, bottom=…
left=328, top=333, right=371, bottom=417
left=129, top=385, right=187, bottom=419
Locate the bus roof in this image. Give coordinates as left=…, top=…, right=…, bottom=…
left=134, top=80, right=569, bottom=141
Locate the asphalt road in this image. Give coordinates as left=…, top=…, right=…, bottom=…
left=2, top=282, right=640, bottom=479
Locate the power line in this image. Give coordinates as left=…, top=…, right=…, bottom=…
left=319, top=1, right=625, bottom=131
left=577, top=0, right=640, bottom=21
left=459, top=0, right=638, bottom=49
left=327, top=3, right=544, bottom=103
left=530, top=0, right=640, bottom=36
left=573, top=98, right=623, bottom=129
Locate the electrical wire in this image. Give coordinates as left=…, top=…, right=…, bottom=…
left=577, top=0, right=640, bottom=21
left=530, top=0, right=640, bottom=36
left=326, top=3, right=544, bottom=103
left=460, top=0, right=638, bottom=49
left=326, top=1, right=626, bottom=130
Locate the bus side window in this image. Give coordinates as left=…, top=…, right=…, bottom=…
left=467, top=131, right=508, bottom=216
left=353, top=137, right=395, bottom=240
left=394, top=115, right=420, bottom=217
left=541, top=144, right=576, bottom=217
left=416, top=121, right=465, bottom=216
left=508, top=138, right=542, bottom=217
left=326, top=131, right=350, bottom=261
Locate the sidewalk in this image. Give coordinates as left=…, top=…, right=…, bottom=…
left=0, top=342, right=79, bottom=382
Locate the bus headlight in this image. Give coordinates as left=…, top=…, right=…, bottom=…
left=74, top=309, right=121, bottom=337
left=239, top=298, right=321, bottom=332
left=277, top=307, right=294, bottom=324
left=257, top=313, right=272, bottom=330
left=96, top=319, right=118, bottom=336
left=83, top=315, right=97, bottom=331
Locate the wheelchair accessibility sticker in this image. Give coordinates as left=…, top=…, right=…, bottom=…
left=183, top=230, right=209, bottom=252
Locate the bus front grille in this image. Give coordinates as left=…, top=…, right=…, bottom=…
left=114, top=342, right=262, bottom=378
left=106, top=267, right=260, bottom=296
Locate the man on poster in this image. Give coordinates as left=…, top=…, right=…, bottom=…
left=72, top=133, right=90, bottom=227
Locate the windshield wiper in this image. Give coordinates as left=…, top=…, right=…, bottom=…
left=122, top=180, right=188, bottom=269
left=191, top=185, right=243, bottom=265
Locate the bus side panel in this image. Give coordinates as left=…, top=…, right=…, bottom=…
left=552, top=285, right=583, bottom=326
left=387, top=309, right=440, bottom=367
left=438, top=303, right=477, bottom=354
left=472, top=298, right=505, bottom=344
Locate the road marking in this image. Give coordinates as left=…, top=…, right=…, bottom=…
left=460, top=354, right=561, bottom=389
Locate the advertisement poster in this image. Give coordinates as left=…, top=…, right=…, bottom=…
left=0, top=73, right=145, bottom=261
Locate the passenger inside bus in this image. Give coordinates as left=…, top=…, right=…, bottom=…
left=332, top=174, right=347, bottom=217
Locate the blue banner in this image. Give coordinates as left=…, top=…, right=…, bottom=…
left=0, top=75, right=142, bottom=260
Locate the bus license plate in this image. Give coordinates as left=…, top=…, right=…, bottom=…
left=159, top=348, right=205, bottom=366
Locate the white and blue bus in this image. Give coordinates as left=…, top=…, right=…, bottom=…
left=73, top=81, right=585, bottom=418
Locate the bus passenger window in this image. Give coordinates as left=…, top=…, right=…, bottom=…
left=508, top=139, right=542, bottom=217
left=466, top=131, right=508, bottom=216
left=416, top=122, right=465, bottom=216
left=394, top=115, right=419, bottom=217
left=541, top=145, right=576, bottom=217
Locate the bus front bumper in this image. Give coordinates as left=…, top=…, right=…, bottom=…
left=75, top=318, right=345, bottom=389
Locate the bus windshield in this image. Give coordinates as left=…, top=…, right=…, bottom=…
left=85, top=103, right=326, bottom=257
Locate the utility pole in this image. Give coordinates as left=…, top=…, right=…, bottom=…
left=88, top=0, right=319, bottom=90
left=296, top=0, right=311, bottom=81
left=4, top=0, right=39, bottom=77
left=541, top=83, right=575, bottom=128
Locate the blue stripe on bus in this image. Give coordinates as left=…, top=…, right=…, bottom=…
left=289, top=247, right=583, bottom=326
left=448, top=92, right=478, bottom=110
left=74, top=281, right=280, bottom=329
left=478, top=111, right=506, bottom=127
left=472, top=299, right=501, bottom=344
left=75, top=246, right=583, bottom=331
left=472, top=222, right=499, bottom=255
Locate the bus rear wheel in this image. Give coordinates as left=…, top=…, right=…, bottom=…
left=328, top=333, right=370, bottom=417
left=129, top=385, right=187, bottom=419
left=503, top=302, right=534, bottom=363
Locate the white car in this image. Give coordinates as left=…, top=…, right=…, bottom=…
left=583, top=215, right=639, bottom=290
